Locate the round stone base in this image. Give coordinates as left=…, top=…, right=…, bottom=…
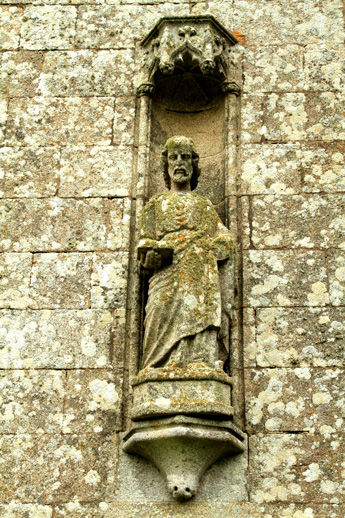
left=131, top=363, right=233, bottom=420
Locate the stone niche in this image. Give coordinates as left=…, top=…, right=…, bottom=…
left=122, top=15, right=246, bottom=502
left=139, top=16, right=240, bottom=220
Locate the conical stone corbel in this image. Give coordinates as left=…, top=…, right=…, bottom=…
left=123, top=415, right=246, bottom=501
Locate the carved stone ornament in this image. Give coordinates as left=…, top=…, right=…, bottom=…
left=123, top=136, right=246, bottom=501
left=136, top=15, right=240, bottom=96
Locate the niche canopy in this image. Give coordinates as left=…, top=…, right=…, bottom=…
left=137, top=15, right=240, bottom=99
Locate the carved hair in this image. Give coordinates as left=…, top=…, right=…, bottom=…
left=161, top=136, right=201, bottom=191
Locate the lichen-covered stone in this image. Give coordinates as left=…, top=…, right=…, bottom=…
left=50, top=502, right=345, bottom=518
left=0, top=198, right=129, bottom=252
left=30, top=253, right=92, bottom=309
left=0, top=309, right=113, bottom=369
left=52, top=502, right=256, bottom=518
left=108, top=197, right=131, bottom=250
left=305, top=44, right=345, bottom=91
left=117, top=433, right=247, bottom=503
left=249, top=432, right=345, bottom=504
left=0, top=433, right=118, bottom=503
left=231, top=0, right=345, bottom=45
left=239, top=144, right=302, bottom=194
left=0, top=504, right=52, bottom=518
left=243, top=250, right=328, bottom=307
left=38, top=50, right=135, bottom=97
left=0, top=7, right=22, bottom=50
left=245, top=368, right=312, bottom=432
left=0, top=370, right=64, bottom=434
left=241, top=94, right=265, bottom=143
left=243, top=45, right=304, bottom=92
left=300, top=143, right=345, bottom=193
left=312, top=369, right=345, bottom=434
left=91, top=253, right=129, bottom=309
left=0, top=100, right=8, bottom=143
left=76, top=4, right=190, bottom=50
left=0, top=253, right=32, bottom=309
left=248, top=194, right=345, bottom=249
left=264, top=93, right=307, bottom=142
left=63, top=369, right=121, bottom=434
left=244, top=307, right=345, bottom=368
left=0, top=147, right=60, bottom=198
left=113, top=97, right=136, bottom=146
left=20, top=6, right=77, bottom=50
left=0, top=51, right=44, bottom=98
left=329, top=251, right=345, bottom=306
left=305, top=92, right=345, bottom=141
left=59, top=146, right=133, bottom=198
left=262, top=92, right=345, bottom=142
left=5, top=97, right=114, bottom=146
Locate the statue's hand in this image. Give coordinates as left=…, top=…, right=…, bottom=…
left=140, top=249, right=162, bottom=270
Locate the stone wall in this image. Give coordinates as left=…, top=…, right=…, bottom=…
left=1, top=0, right=344, bottom=517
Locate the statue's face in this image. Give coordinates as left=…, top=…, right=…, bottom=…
left=167, top=142, right=193, bottom=188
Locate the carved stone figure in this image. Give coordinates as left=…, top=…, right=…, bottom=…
left=138, top=136, right=234, bottom=369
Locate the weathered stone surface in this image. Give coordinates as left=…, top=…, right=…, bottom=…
left=0, top=504, right=53, bottom=518
left=5, top=97, right=114, bottom=146
left=329, top=251, right=345, bottom=306
left=231, top=0, right=345, bottom=45
left=0, top=147, right=60, bottom=198
left=21, top=6, right=77, bottom=50
left=0, top=370, right=64, bottom=434
left=0, top=7, right=22, bottom=50
left=63, top=369, right=121, bottom=434
left=76, top=4, right=190, bottom=50
left=245, top=368, right=312, bottom=433
left=30, top=253, right=91, bottom=309
left=243, top=45, right=304, bottom=93
left=249, top=433, right=345, bottom=504
left=243, top=250, right=328, bottom=307
left=117, top=432, right=247, bottom=502
left=312, top=369, right=345, bottom=434
left=0, top=198, right=130, bottom=252
left=259, top=505, right=345, bottom=518
left=0, top=100, right=7, bottom=143
left=108, top=197, right=131, bottom=250
left=38, top=50, right=135, bottom=97
left=0, top=253, right=32, bottom=309
left=264, top=93, right=307, bottom=142
left=0, top=51, right=44, bottom=98
left=113, top=97, right=136, bottom=146
left=248, top=194, right=345, bottom=249
left=91, top=253, right=129, bottom=309
left=305, top=44, right=345, bottom=91
left=0, top=309, right=113, bottom=369
left=53, top=502, right=255, bottom=518
left=59, top=146, right=133, bottom=198
left=244, top=307, right=345, bottom=368
left=0, top=433, right=118, bottom=503
left=239, top=144, right=302, bottom=195
left=51, top=502, right=345, bottom=518
left=305, top=92, right=345, bottom=141
left=241, top=94, right=265, bottom=143
left=264, top=93, right=345, bottom=142
left=301, top=143, right=345, bottom=193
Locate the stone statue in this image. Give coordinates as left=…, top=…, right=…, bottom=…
left=138, top=136, right=235, bottom=370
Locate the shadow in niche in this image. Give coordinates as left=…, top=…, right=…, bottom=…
left=148, top=66, right=227, bottom=220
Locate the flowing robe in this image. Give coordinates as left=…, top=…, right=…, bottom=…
left=138, top=191, right=234, bottom=369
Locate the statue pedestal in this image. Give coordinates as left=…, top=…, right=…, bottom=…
left=124, top=363, right=246, bottom=500
left=130, top=363, right=234, bottom=420
left=122, top=415, right=246, bottom=501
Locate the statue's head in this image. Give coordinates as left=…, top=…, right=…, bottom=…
left=161, top=136, right=201, bottom=191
